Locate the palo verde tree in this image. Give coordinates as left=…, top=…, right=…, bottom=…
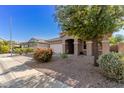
left=55, top=5, right=124, bottom=66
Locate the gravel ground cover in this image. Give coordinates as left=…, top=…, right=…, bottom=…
left=25, top=55, right=124, bottom=88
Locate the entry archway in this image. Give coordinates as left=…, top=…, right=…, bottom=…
left=65, top=39, right=74, bottom=54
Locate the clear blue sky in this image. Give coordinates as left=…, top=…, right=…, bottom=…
left=0, top=5, right=60, bottom=42
left=0, top=5, right=124, bottom=42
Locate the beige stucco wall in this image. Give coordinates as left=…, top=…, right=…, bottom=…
left=50, top=43, right=63, bottom=54
left=102, top=40, right=110, bottom=54
left=86, top=41, right=93, bottom=56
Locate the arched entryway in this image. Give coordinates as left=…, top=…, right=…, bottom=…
left=65, top=39, right=74, bottom=54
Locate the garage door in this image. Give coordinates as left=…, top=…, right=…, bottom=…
left=50, top=44, right=63, bottom=54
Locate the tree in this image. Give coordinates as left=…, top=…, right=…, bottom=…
left=0, top=40, right=4, bottom=46
left=0, top=39, right=10, bottom=54
left=55, top=5, right=124, bottom=66
left=109, top=36, right=117, bottom=45
left=115, top=34, right=124, bottom=43
left=0, top=45, right=10, bottom=53
left=109, top=34, right=124, bottom=45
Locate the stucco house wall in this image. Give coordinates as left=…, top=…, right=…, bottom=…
left=50, top=44, right=63, bottom=53
left=48, top=37, right=63, bottom=54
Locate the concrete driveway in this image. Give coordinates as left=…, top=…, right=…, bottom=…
left=0, top=54, right=70, bottom=88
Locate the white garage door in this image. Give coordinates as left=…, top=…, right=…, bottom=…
left=50, top=44, right=62, bottom=54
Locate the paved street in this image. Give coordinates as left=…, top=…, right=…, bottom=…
left=0, top=54, right=70, bottom=88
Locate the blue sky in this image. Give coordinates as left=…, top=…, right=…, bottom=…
left=0, top=5, right=124, bottom=42
left=0, top=5, right=60, bottom=42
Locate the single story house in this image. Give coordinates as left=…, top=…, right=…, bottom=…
left=20, top=33, right=105, bottom=56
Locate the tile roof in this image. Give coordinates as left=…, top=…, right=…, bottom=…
left=47, top=37, right=62, bottom=41
left=28, top=37, right=48, bottom=43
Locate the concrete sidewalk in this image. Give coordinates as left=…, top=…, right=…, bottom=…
left=0, top=54, right=70, bottom=88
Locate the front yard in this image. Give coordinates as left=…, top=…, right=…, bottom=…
left=1, top=54, right=124, bottom=88
left=23, top=55, right=124, bottom=88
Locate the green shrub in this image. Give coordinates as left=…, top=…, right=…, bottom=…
left=0, top=45, right=10, bottom=53
left=98, top=52, right=124, bottom=81
left=33, top=48, right=53, bottom=62
left=27, top=48, right=33, bottom=53
left=13, top=48, right=23, bottom=55
left=60, top=53, right=68, bottom=59
left=23, top=48, right=33, bottom=54
left=14, top=48, right=33, bottom=55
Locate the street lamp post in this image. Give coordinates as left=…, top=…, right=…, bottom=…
left=9, top=16, right=12, bottom=56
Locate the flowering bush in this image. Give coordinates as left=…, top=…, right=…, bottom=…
left=33, top=48, right=53, bottom=62
left=98, top=52, right=124, bottom=81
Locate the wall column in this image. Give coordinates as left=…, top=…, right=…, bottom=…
left=86, top=41, right=93, bottom=56
left=74, top=39, right=79, bottom=56
left=102, top=40, right=110, bottom=54
left=118, top=42, right=124, bottom=54
left=78, top=40, right=83, bottom=54
left=101, top=35, right=110, bottom=54
left=62, top=40, right=66, bottom=53
left=82, top=41, right=84, bottom=51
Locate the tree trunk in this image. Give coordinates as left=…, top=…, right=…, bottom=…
left=92, top=40, right=99, bottom=66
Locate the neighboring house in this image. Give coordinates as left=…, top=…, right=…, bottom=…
left=20, top=37, right=49, bottom=49
left=28, top=38, right=49, bottom=48
left=13, top=42, right=21, bottom=48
